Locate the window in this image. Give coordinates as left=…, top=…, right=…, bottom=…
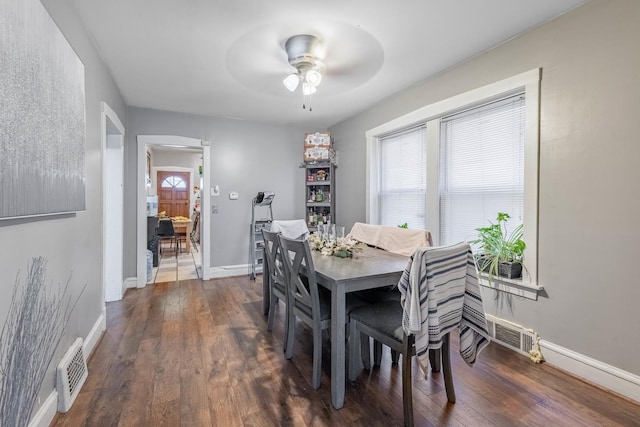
left=378, top=126, right=426, bottom=229
left=161, top=176, right=186, bottom=189
left=439, top=94, right=525, bottom=246
left=366, top=69, right=540, bottom=296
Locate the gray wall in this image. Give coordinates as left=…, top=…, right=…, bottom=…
left=330, top=0, right=640, bottom=375
left=124, top=107, right=309, bottom=271
left=0, top=0, right=127, bottom=410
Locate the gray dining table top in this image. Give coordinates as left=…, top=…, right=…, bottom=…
left=310, top=245, right=409, bottom=292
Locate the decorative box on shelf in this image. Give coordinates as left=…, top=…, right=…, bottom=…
left=304, top=131, right=333, bottom=163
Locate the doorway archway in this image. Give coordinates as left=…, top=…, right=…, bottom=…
left=136, top=135, right=211, bottom=286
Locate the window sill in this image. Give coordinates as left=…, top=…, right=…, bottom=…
left=478, top=274, right=543, bottom=300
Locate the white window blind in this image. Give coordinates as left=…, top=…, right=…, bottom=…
left=379, top=126, right=426, bottom=229
left=439, top=94, right=525, bottom=246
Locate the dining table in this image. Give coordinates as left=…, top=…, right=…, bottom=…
left=311, top=246, right=408, bottom=408
left=260, top=244, right=407, bottom=409
left=262, top=244, right=410, bottom=408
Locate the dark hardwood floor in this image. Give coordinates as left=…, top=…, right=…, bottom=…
left=52, top=276, right=640, bottom=427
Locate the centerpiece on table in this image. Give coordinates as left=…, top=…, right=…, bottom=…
left=309, top=232, right=363, bottom=258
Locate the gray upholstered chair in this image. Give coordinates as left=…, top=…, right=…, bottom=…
left=262, top=229, right=289, bottom=351
left=278, top=234, right=367, bottom=389
left=347, top=302, right=453, bottom=426
left=350, top=225, right=434, bottom=366
left=348, top=242, right=490, bottom=427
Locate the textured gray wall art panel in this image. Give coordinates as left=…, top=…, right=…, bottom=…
left=0, top=0, right=86, bottom=219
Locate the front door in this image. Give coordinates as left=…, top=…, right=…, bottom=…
left=157, top=171, right=190, bottom=218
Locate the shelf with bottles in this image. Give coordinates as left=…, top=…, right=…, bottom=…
left=307, top=207, right=332, bottom=229
left=306, top=186, right=331, bottom=204
left=302, top=159, right=335, bottom=231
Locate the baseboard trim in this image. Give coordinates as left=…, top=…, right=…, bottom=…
left=124, top=277, right=138, bottom=289
left=539, top=339, right=640, bottom=404
left=27, top=390, right=58, bottom=427
left=208, top=264, right=252, bottom=278
left=83, top=308, right=106, bottom=359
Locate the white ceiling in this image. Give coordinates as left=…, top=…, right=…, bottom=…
left=70, top=0, right=587, bottom=129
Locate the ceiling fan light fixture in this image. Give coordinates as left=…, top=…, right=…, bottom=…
left=283, top=34, right=324, bottom=110
left=302, top=82, right=317, bottom=96
left=305, top=69, right=322, bottom=87
left=283, top=73, right=299, bottom=92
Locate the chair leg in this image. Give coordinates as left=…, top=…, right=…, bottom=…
left=360, top=333, right=371, bottom=370
left=266, top=295, right=277, bottom=331
left=282, top=300, right=290, bottom=353
left=348, top=320, right=361, bottom=381
left=391, top=349, right=400, bottom=365
left=312, top=324, right=322, bottom=389
left=285, top=308, right=295, bottom=360
left=175, top=245, right=178, bottom=281
left=429, top=348, right=441, bottom=372
left=374, top=340, right=383, bottom=366
left=442, top=333, right=456, bottom=403
left=402, top=335, right=414, bottom=427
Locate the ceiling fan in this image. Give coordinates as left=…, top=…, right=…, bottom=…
left=282, top=34, right=326, bottom=110
left=282, top=34, right=325, bottom=111
left=225, top=24, right=383, bottom=110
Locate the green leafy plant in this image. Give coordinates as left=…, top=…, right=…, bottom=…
left=471, top=212, right=525, bottom=280
left=398, top=222, right=408, bottom=229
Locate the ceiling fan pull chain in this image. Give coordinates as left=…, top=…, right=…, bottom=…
left=303, top=92, right=312, bottom=112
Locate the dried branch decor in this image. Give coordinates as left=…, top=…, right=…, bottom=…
left=0, top=257, right=82, bottom=427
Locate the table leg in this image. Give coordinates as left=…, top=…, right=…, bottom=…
left=331, top=283, right=346, bottom=409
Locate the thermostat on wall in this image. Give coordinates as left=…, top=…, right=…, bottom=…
left=229, top=192, right=238, bottom=200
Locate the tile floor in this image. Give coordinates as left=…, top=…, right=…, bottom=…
left=149, top=241, right=201, bottom=283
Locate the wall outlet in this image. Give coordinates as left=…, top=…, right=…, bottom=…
left=212, top=205, right=218, bottom=214
left=229, top=192, right=238, bottom=200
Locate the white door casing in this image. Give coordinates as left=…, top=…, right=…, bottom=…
left=101, top=102, right=125, bottom=302
left=136, top=135, right=211, bottom=286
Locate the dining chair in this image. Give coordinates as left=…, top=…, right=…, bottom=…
left=190, top=211, right=200, bottom=251
left=157, top=219, right=179, bottom=258
left=156, top=219, right=179, bottom=281
left=278, top=234, right=367, bottom=389
left=270, top=219, right=310, bottom=239
left=350, top=224, right=435, bottom=365
left=262, top=229, right=290, bottom=350
left=348, top=242, right=490, bottom=427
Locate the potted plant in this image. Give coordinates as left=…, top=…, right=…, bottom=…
left=471, top=212, right=525, bottom=280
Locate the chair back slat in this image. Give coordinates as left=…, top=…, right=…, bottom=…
left=262, top=229, right=286, bottom=287
left=278, top=235, right=320, bottom=322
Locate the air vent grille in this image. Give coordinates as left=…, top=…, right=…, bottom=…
left=56, top=338, right=88, bottom=412
left=485, top=314, right=538, bottom=356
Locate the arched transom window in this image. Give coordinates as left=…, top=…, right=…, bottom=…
left=161, top=175, right=187, bottom=189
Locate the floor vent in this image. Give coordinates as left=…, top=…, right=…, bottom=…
left=485, top=314, right=538, bottom=356
left=56, top=337, right=88, bottom=413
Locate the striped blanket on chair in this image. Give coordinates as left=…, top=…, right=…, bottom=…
left=398, top=242, right=490, bottom=371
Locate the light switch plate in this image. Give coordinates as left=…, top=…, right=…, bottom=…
left=211, top=185, right=220, bottom=196
left=229, top=192, right=238, bottom=200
